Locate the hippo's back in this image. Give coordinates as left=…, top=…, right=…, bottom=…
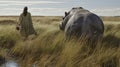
left=65, top=10, right=104, bottom=38
left=65, top=11, right=91, bottom=37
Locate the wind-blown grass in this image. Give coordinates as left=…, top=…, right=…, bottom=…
left=0, top=16, right=119, bottom=67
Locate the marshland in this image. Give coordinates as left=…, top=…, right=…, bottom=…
left=0, top=16, right=120, bottom=67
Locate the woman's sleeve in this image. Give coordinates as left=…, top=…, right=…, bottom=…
left=19, top=14, right=22, bottom=25
left=29, top=13, right=32, bottom=24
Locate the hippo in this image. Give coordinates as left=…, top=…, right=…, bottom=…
left=59, top=7, right=104, bottom=39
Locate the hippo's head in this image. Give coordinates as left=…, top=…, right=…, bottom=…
left=59, top=11, right=70, bottom=31
left=59, top=7, right=84, bottom=31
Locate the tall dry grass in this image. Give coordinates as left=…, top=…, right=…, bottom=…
left=101, top=16, right=120, bottom=22
left=0, top=16, right=119, bottom=67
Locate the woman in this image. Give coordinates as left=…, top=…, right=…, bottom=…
left=18, top=7, right=37, bottom=39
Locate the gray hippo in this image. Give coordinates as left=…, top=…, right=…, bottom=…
left=59, top=7, right=104, bottom=39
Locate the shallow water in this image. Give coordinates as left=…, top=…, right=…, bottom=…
left=1, top=60, right=37, bottom=67
left=1, top=60, right=18, bottom=67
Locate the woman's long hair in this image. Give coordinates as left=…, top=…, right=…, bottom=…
left=23, top=7, right=28, bottom=16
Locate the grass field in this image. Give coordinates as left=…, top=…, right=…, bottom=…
left=0, top=16, right=120, bottom=67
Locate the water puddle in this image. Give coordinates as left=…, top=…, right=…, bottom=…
left=1, top=60, right=18, bottom=67
left=1, top=60, right=37, bottom=67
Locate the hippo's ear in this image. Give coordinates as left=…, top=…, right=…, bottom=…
left=79, top=7, right=83, bottom=9
left=72, top=7, right=75, bottom=9
left=65, top=12, right=68, bottom=16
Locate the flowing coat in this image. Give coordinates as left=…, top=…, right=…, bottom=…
left=19, top=12, right=36, bottom=37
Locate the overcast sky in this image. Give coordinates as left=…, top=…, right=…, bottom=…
left=0, top=0, right=119, bottom=16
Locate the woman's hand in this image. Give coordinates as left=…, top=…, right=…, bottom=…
left=16, top=24, right=21, bottom=31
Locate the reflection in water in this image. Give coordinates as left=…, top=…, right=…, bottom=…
left=1, top=60, right=18, bottom=67
left=1, top=60, right=37, bottom=67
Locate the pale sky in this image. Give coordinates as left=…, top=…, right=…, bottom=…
left=0, top=0, right=120, bottom=16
